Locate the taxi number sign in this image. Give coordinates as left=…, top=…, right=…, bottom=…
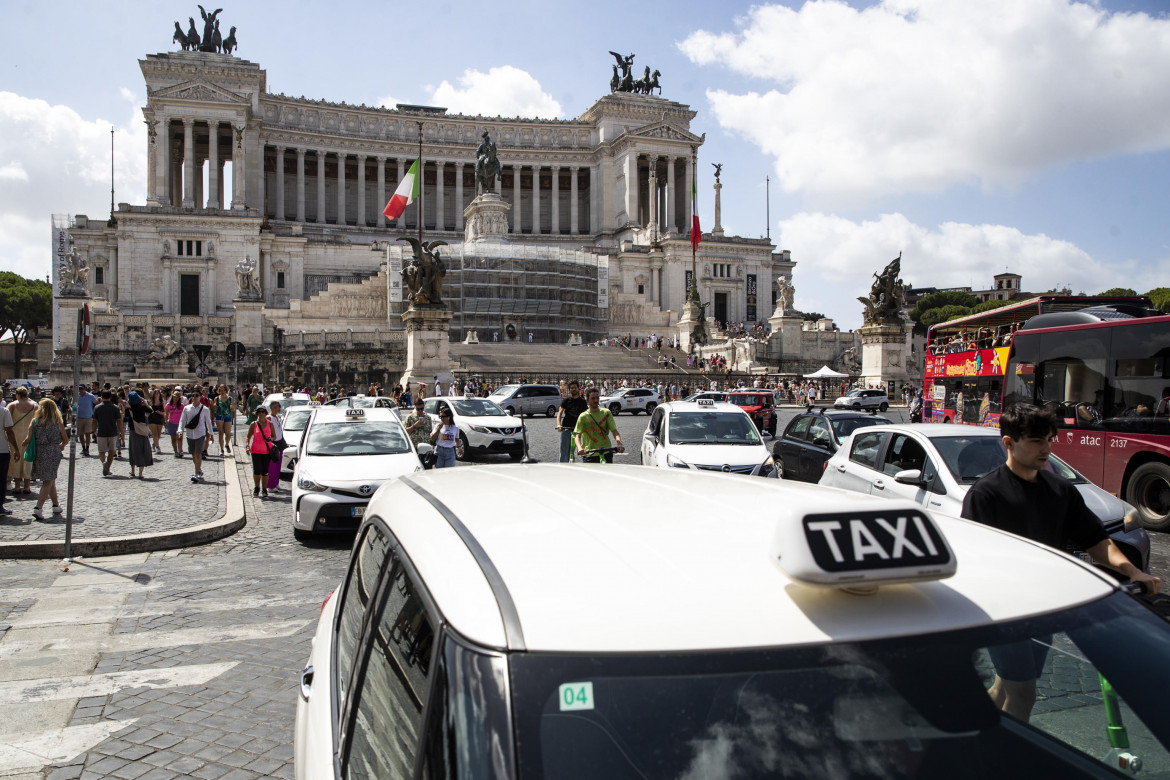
left=803, top=510, right=950, bottom=572
left=558, top=682, right=594, bottom=711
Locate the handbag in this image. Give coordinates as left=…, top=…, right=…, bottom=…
left=132, top=419, right=150, bottom=437
left=22, top=422, right=36, bottom=462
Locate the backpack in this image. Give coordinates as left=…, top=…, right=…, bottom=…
left=184, top=405, right=204, bottom=430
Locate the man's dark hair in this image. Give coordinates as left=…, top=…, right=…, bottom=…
left=568, top=380, right=580, bottom=388
left=101, top=390, right=112, bottom=401
left=585, top=387, right=600, bottom=399
left=1000, top=403, right=1058, bottom=440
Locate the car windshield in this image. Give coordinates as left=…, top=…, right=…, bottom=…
left=282, top=408, right=314, bottom=432
left=829, top=416, right=892, bottom=440
left=271, top=397, right=311, bottom=410
left=686, top=393, right=726, bottom=402
left=668, top=412, right=761, bottom=445
left=729, top=394, right=767, bottom=407
left=451, top=399, right=507, bottom=417
left=351, top=397, right=383, bottom=408
left=304, top=421, right=411, bottom=456
left=508, top=592, right=1170, bottom=780
left=489, top=385, right=519, bottom=398
left=931, top=435, right=1082, bottom=484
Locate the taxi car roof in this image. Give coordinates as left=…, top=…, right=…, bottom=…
left=374, top=465, right=1115, bottom=654
left=874, top=423, right=1002, bottom=438
left=660, top=400, right=748, bottom=413
left=308, top=406, right=401, bottom=422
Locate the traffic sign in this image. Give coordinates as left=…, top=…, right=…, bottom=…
left=226, top=341, right=246, bottom=362
left=193, top=344, right=212, bottom=364
left=79, top=304, right=91, bottom=355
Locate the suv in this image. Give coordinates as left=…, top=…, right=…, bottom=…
left=725, top=390, right=777, bottom=436
left=599, top=387, right=660, bottom=415
left=295, top=465, right=1170, bottom=779
left=834, top=388, right=891, bottom=411
left=423, top=396, right=525, bottom=460
left=774, top=407, right=892, bottom=482
left=488, top=384, right=562, bottom=417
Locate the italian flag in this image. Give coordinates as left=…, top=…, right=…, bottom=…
left=383, top=158, right=420, bottom=220
left=690, top=172, right=701, bottom=250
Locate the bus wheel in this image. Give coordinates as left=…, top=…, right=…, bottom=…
left=1128, top=462, right=1170, bottom=531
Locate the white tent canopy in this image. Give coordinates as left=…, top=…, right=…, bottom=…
left=804, top=365, right=848, bottom=379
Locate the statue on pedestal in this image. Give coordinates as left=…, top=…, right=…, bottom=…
left=234, top=256, right=262, bottom=299
left=58, top=245, right=89, bottom=297
left=775, top=276, right=794, bottom=316
left=398, top=238, right=448, bottom=307
left=147, top=335, right=186, bottom=363
left=474, top=131, right=502, bottom=195
left=858, top=253, right=907, bottom=326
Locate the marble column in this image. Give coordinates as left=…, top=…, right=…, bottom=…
left=455, top=162, right=464, bottom=230
left=182, top=119, right=195, bottom=208
left=207, top=121, right=220, bottom=209
left=532, top=165, right=541, bottom=234
left=376, top=156, right=386, bottom=228
left=512, top=166, right=521, bottom=232
left=295, top=148, right=306, bottom=222
left=684, top=156, right=694, bottom=235
left=156, top=117, right=170, bottom=205
left=435, top=161, right=445, bottom=230
left=231, top=124, right=246, bottom=210
left=337, top=152, right=347, bottom=225
left=275, top=147, right=286, bottom=220
left=666, top=156, right=677, bottom=232
left=551, top=166, right=560, bottom=234
left=316, top=151, right=326, bottom=224
left=623, top=152, right=638, bottom=226
left=396, top=158, right=406, bottom=228
left=570, top=166, right=579, bottom=234
left=146, top=116, right=160, bottom=205
left=647, top=155, right=659, bottom=234
left=356, top=154, right=367, bottom=227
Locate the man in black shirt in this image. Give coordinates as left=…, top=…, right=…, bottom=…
left=92, top=391, right=122, bottom=477
left=556, top=381, right=588, bottom=462
left=962, top=403, right=1160, bottom=720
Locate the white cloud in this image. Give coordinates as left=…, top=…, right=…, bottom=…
left=429, top=66, right=563, bottom=119
left=0, top=91, right=147, bottom=279
left=680, top=0, right=1170, bottom=203
left=778, top=211, right=1157, bottom=329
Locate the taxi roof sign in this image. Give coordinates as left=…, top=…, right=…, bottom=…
left=344, top=408, right=365, bottom=418
left=773, top=503, right=956, bottom=589
left=696, top=398, right=715, bottom=407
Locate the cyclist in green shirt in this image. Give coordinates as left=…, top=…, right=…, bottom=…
left=573, top=387, right=624, bottom=463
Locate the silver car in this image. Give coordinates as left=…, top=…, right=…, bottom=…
left=487, top=384, right=563, bottom=417
left=834, top=388, right=891, bottom=411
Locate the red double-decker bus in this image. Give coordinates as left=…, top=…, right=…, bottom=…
left=923, top=296, right=1170, bottom=528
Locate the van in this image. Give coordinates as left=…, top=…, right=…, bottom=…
left=488, top=384, right=562, bottom=417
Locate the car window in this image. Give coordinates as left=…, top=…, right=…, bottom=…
left=647, top=407, right=665, bottom=437
left=849, top=430, right=887, bottom=470
left=830, top=416, right=892, bottom=439
left=808, top=418, right=833, bottom=449
left=451, top=398, right=506, bottom=417
left=667, top=412, right=760, bottom=445
left=784, top=415, right=813, bottom=441
left=514, top=388, right=531, bottom=399
left=282, top=408, right=314, bottom=432
left=305, top=422, right=412, bottom=456
left=345, top=556, right=436, bottom=778
left=336, top=525, right=391, bottom=701
left=423, top=399, right=440, bottom=415
left=881, top=433, right=928, bottom=476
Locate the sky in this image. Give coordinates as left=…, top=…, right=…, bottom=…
left=1, top=0, right=1168, bottom=330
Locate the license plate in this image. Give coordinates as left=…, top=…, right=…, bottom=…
left=350, top=506, right=365, bottom=518
left=503, top=438, right=516, bottom=444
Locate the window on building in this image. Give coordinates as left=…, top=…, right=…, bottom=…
left=277, top=271, right=286, bottom=289
left=637, top=284, right=645, bottom=294
left=95, top=266, right=104, bottom=285
left=997, top=280, right=1003, bottom=289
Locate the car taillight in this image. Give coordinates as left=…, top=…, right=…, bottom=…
left=822, top=460, right=829, bottom=473
left=321, top=590, right=335, bottom=613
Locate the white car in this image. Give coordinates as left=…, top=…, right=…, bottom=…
left=600, top=386, right=660, bottom=415
left=834, top=388, right=891, bottom=411
left=818, top=423, right=1150, bottom=570
left=278, top=404, right=318, bottom=476
left=263, top=391, right=314, bottom=414
left=295, top=465, right=1170, bottom=779
left=423, top=396, right=525, bottom=460
left=292, top=406, right=424, bottom=541
left=640, top=398, right=776, bottom=476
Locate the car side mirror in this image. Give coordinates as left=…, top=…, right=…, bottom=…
left=894, top=469, right=925, bottom=486
left=417, top=443, right=434, bottom=456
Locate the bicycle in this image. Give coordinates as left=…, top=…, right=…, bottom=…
left=578, top=446, right=622, bottom=464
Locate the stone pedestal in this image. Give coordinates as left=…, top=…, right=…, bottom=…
left=677, top=297, right=706, bottom=353
left=400, top=307, right=453, bottom=398
left=463, top=193, right=511, bottom=243
left=49, top=295, right=90, bottom=385
left=768, top=313, right=804, bottom=359
left=233, top=299, right=265, bottom=348
left=463, top=329, right=480, bottom=344
left=859, top=321, right=913, bottom=391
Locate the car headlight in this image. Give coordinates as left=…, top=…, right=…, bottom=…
left=667, top=453, right=689, bottom=469
left=470, top=425, right=491, bottom=433
left=297, top=471, right=327, bottom=492
left=1121, top=500, right=1142, bottom=533
left=760, top=456, right=776, bottom=477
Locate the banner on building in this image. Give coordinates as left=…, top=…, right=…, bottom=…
left=685, top=270, right=693, bottom=295
left=746, top=274, right=758, bottom=322
left=388, top=252, right=403, bottom=303
left=51, top=214, right=72, bottom=350
left=597, top=257, right=609, bottom=309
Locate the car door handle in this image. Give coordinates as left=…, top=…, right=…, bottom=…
left=300, top=665, right=314, bottom=701
left=872, top=479, right=885, bottom=490
left=835, top=465, right=845, bottom=472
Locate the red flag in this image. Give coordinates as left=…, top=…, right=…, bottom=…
left=691, top=214, right=701, bottom=251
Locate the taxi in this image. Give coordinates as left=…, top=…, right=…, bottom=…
left=294, top=466, right=1170, bottom=778
left=291, top=406, right=425, bottom=541
left=640, top=398, right=776, bottom=476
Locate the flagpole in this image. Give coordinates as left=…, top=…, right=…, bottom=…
left=766, top=175, right=770, bottom=241
left=689, top=144, right=698, bottom=304
left=417, top=121, right=424, bottom=246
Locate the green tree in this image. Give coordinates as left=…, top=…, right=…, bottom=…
left=909, top=290, right=979, bottom=323
left=799, top=311, right=826, bottom=322
left=0, top=272, right=52, bottom=379
left=972, top=298, right=1015, bottom=314
left=1098, top=287, right=1137, bottom=297
left=920, top=304, right=972, bottom=328
left=1145, top=287, right=1170, bottom=313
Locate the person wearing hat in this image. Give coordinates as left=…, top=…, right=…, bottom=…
left=124, top=391, right=153, bottom=479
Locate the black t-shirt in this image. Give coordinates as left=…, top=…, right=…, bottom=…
left=960, top=465, right=1106, bottom=553
left=560, top=396, right=588, bottom=428
left=92, top=401, right=122, bottom=438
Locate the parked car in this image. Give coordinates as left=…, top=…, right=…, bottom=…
left=599, top=387, right=660, bottom=415
left=818, top=423, right=1150, bottom=571
left=295, top=465, right=1170, bottom=779
left=263, top=391, right=314, bottom=412
left=640, top=398, right=776, bottom=476
left=725, top=389, right=777, bottom=436
left=488, top=384, right=563, bottom=417
left=279, top=404, right=318, bottom=476
left=773, top=407, right=893, bottom=482
left=834, top=388, right=891, bottom=411
left=423, top=396, right=525, bottom=460
left=683, top=391, right=727, bottom=403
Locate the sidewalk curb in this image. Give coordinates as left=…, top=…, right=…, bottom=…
left=0, top=453, right=247, bottom=560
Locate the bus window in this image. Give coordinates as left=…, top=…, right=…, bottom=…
left=1108, top=322, right=1170, bottom=424
left=1037, top=329, right=1107, bottom=426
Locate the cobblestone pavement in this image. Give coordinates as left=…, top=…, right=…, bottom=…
left=1, top=441, right=228, bottom=543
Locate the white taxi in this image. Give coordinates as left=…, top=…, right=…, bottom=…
left=291, top=406, right=424, bottom=541
left=295, top=466, right=1170, bottom=779
left=263, top=390, right=314, bottom=413
left=278, top=404, right=318, bottom=476
left=640, top=398, right=776, bottom=476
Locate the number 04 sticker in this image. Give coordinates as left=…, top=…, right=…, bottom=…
left=558, top=682, right=594, bottom=711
